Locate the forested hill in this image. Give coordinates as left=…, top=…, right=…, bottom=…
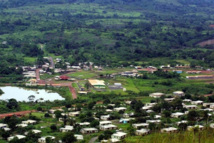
left=0, top=0, right=214, bottom=67
left=1, top=0, right=214, bottom=13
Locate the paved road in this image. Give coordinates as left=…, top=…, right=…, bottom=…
left=89, top=136, right=98, bottom=143
left=0, top=110, right=36, bottom=119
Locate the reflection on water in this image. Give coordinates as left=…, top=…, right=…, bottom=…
left=0, top=86, right=64, bottom=102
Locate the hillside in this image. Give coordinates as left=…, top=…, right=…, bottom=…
left=0, top=0, right=214, bottom=67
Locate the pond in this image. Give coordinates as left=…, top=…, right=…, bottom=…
left=0, top=86, right=64, bottom=102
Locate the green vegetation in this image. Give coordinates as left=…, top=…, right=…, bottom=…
left=0, top=0, right=214, bottom=68
left=125, top=129, right=214, bottom=143
left=68, top=71, right=97, bottom=79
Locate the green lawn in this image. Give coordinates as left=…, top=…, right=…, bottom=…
left=68, top=71, right=97, bottom=79
left=24, top=57, right=36, bottom=64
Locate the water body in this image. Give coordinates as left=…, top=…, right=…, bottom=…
left=0, top=86, right=64, bottom=102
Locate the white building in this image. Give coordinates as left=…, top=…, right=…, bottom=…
left=100, top=124, right=117, bottom=131
left=164, top=98, right=175, bottom=102
left=0, top=123, right=8, bottom=129
left=135, top=128, right=150, bottom=136
left=119, top=118, right=135, bottom=123
left=38, top=136, right=55, bottom=143
left=149, top=93, right=165, bottom=98
left=171, top=112, right=184, bottom=118
left=80, top=128, right=98, bottom=134
left=78, top=122, right=90, bottom=126
left=161, top=127, right=178, bottom=133
left=146, top=120, right=161, bottom=124
left=100, top=121, right=112, bottom=126
left=132, top=123, right=149, bottom=129
left=187, top=125, right=204, bottom=131
left=114, top=107, right=127, bottom=112
left=8, top=135, right=26, bottom=141
left=173, top=91, right=185, bottom=97
left=191, top=100, right=203, bottom=105
left=74, top=134, right=84, bottom=140
left=22, top=120, right=37, bottom=125
left=16, top=124, right=28, bottom=128
left=111, top=132, right=127, bottom=141
left=69, top=111, right=80, bottom=117
left=60, top=125, right=74, bottom=132
left=100, top=115, right=111, bottom=120
left=183, top=105, right=197, bottom=110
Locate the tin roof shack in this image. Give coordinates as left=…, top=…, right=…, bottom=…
left=88, top=79, right=105, bottom=89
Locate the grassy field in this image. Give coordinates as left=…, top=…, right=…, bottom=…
left=68, top=71, right=97, bottom=79
left=125, top=129, right=214, bottom=143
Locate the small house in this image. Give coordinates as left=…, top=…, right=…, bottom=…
left=135, top=129, right=150, bottom=136
left=100, top=121, right=112, bottom=126
left=80, top=128, right=98, bottom=134
left=88, top=79, right=105, bottom=88
left=114, top=107, right=127, bottom=112
left=69, top=111, right=80, bottom=117
left=38, top=136, right=55, bottom=143
left=146, top=120, right=161, bottom=124
left=173, top=91, right=185, bottom=97
left=187, top=125, right=204, bottom=131
left=100, top=124, right=117, bottom=131
left=78, top=122, right=90, bottom=126
left=22, top=120, right=37, bottom=125
left=60, top=125, right=74, bottom=132
left=100, top=115, right=111, bottom=120
left=74, top=134, right=84, bottom=140
left=0, top=123, right=8, bottom=129
left=183, top=105, right=197, bottom=110
left=16, top=124, right=28, bottom=128
left=119, top=118, right=135, bottom=123
left=161, top=127, right=178, bottom=133
left=171, top=112, right=184, bottom=118
left=8, top=135, right=26, bottom=141
left=149, top=93, right=165, bottom=98
left=132, top=123, right=149, bottom=129
left=111, top=132, right=127, bottom=141
left=191, top=100, right=203, bottom=105
left=164, top=98, right=175, bottom=102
